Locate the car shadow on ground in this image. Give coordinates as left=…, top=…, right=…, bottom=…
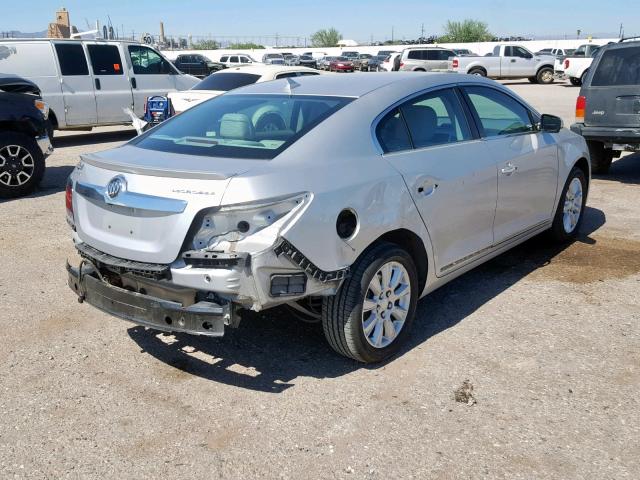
left=594, top=153, right=640, bottom=185
left=128, top=206, right=606, bottom=393
left=52, top=129, right=136, bottom=149
left=0, top=165, right=74, bottom=203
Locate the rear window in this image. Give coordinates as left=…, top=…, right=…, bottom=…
left=132, top=94, right=353, bottom=160
left=591, top=47, right=640, bottom=86
left=193, top=72, right=261, bottom=91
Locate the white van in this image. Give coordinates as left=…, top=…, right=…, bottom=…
left=0, top=39, right=199, bottom=133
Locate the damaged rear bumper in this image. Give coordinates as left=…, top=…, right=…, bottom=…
left=66, top=262, right=234, bottom=336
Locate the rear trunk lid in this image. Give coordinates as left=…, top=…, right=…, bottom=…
left=584, top=44, right=640, bottom=128
left=168, top=90, right=223, bottom=114
left=73, top=145, right=254, bottom=264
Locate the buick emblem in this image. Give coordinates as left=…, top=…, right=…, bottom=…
left=106, top=176, right=126, bottom=199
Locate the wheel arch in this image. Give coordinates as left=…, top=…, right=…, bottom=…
left=536, top=64, right=554, bottom=75
left=362, top=228, right=429, bottom=294
left=0, top=120, right=38, bottom=137
left=468, top=66, right=487, bottom=75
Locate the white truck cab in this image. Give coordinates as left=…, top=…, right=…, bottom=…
left=0, top=39, right=199, bottom=132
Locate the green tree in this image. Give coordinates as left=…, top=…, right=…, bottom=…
left=439, top=19, right=492, bottom=43
left=228, top=42, right=265, bottom=49
left=192, top=39, right=220, bottom=50
left=310, top=28, right=341, bottom=47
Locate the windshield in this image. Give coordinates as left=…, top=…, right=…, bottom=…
left=192, top=73, right=261, bottom=91
left=133, top=94, right=353, bottom=160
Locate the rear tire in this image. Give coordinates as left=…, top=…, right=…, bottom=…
left=569, top=77, right=582, bottom=86
left=322, top=242, right=419, bottom=363
left=549, top=167, right=587, bottom=243
left=0, top=131, right=45, bottom=199
left=536, top=66, right=555, bottom=84
left=587, top=140, right=613, bottom=174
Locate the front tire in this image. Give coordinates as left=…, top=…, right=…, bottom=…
left=468, top=68, right=486, bottom=77
left=549, top=166, right=587, bottom=242
left=0, top=131, right=45, bottom=199
left=569, top=77, right=581, bottom=86
left=322, top=242, right=419, bottom=363
left=528, top=76, right=538, bottom=84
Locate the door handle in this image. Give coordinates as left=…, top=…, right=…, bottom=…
left=131, top=77, right=137, bottom=89
left=510, top=59, right=516, bottom=63
left=94, top=78, right=101, bottom=90
left=500, top=163, right=518, bottom=175
left=417, top=183, right=438, bottom=196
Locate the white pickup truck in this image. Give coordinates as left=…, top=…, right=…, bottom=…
left=448, top=45, right=557, bottom=84
left=554, top=44, right=603, bottom=86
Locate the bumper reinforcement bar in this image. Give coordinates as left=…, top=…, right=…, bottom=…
left=67, top=261, right=233, bottom=337
left=274, top=238, right=349, bottom=282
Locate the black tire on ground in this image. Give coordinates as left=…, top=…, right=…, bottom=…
left=548, top=166, right=588, bottom=243
left=569, top=77, right=582, bottom=86
left=468, top=68, right=486, bottom=77
left=322, top=242, right=419, bottom=363
left=528, top=76, right=538, bottom=84
left=587, top=140, right=613, bottom=174
left=536, top=66, right=555, bottom=84
left=0, top=131, right=45, bottom=199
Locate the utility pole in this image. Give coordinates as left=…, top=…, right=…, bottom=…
left=421, top=23, right=425, bottom=40
left=391, top=26, right=394, bottom=43
left=619, top=23, right=624, bottom=39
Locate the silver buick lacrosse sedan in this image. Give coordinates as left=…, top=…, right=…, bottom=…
left=66, top=73, right=589, bottom=363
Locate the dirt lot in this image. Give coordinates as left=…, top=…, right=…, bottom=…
left=1, top=80, right=639, bottom=479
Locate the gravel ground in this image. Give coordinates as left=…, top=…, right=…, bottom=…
left=1, top=79, right=639, bottom=479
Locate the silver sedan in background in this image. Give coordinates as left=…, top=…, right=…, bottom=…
left=66, top=73, right=589, bottom=363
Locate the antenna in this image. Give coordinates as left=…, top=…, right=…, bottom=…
left=284, top=77, right=301, bottom=96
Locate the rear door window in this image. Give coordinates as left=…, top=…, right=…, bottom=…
left=230, top=56, right=239, bottom=63
left=591, top=47, right=640, bottom=86
left=400, top=89, right=472, bottom=149
left=425, top=50, right=439, bottom=60
left=87, top=44, right=123, bottom=75
left=55, top=43, right=89, bottom=76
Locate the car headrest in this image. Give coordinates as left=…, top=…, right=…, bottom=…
left=220, top=113, right=255, bottom=140
left=403, top=104, right=438, bottom=133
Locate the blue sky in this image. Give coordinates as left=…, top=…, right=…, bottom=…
left=2, top=0, right=635, bottom=42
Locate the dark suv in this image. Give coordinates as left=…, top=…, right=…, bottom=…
left=571, top=40, right=640, bottom=173
left=0, top=74, right=53, bottom=198
left=172, top=54, right=223, bottom=78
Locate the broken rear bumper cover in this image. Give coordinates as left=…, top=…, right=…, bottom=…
left=66, top=262, right=233, bottom=337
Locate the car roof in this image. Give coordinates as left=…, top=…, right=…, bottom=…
left=226, top=72, right=497, bottom=98
left=215, top=65, right=319, bottom=75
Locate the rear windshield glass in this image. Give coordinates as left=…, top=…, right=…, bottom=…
left=132, top=94, right=353, bottom=160
left=591, top=47, right=640, bottom=86
left=192, top=72, right=261, bottom=91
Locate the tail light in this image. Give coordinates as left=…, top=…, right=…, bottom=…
left=65, top=177, right=75, bottom=229
left=399, top=62, right=404, bottom=68
left=452, top=59, right=459, bottom=69
left=575, top=96, right=586, bottom=123
left=564, top=59, right=570, bottom=69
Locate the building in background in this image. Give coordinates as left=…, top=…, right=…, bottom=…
left=47, top=8, right=77, bottom=39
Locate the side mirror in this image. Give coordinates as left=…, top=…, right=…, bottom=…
left=539, top=114, right=563, bottom=133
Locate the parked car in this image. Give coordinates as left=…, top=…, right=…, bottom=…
left=342, top=51, right=360, bottom=60
left=66, top=73, right=589, bottom=363
left=535, top=48, right=574, bottom=56
left=356, top=54, right=374, bottom=71
left=329, top=57, right=355, bottom=72
left=172, top=54, right=223, bottom=78
left=298, top=55, right=317, bottom=69
left=449, top=45, right=556, bottom=84
left=376, top=50, right=398, bottom=57
left=0, top=73, right=53, bottom=198
left=367, top=55, right=389, bottom=72
left=453, top=48, right=476, bottom=56
left=218, top=54, right=259, bottom=68
left=562, top=49, right=604, bottom=86
left=570, top=40, right=640, bottom=173
left=554, top=44, right=603, bottom=83
left=262, top=53, right=286, bottom=65
left=318, top=56, right=338, bottom=70
left=0, top=39, right=199, bottom=134
left=400, top=47, right=456, bottom=72
left=379, top=52, right=402, bottom=72
left=168, top=65, right=322, bottom=114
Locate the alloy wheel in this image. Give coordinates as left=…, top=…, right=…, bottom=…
left=563, top=177, right=583, bottom=233
left=361, top=261, right=411, bottom=349
left=0, top=145, right=34, bottom=187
